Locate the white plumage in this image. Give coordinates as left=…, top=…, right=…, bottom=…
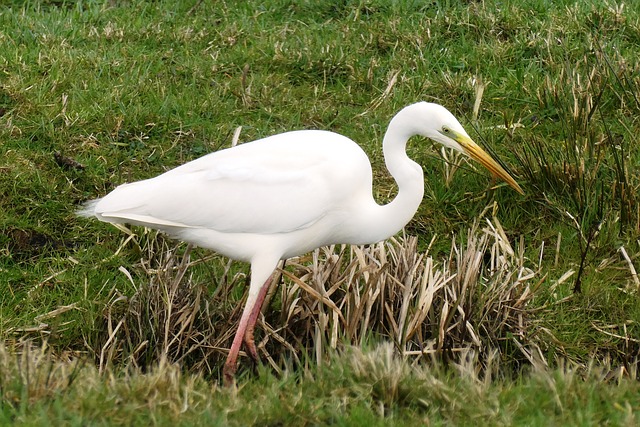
left=79, top=102, right=523, bottom=384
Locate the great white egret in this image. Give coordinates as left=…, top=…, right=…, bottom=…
left=78, top=102, right=523, bottom=385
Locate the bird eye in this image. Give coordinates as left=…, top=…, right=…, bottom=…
left=442, top=126, right=451, bottom=134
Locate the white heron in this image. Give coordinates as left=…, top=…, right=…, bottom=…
left=78, top=102, right=523, bottom=385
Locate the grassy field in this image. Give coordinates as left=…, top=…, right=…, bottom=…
left=1, top=0, right=640, bottom=424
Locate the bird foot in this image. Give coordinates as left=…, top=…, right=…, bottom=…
left=223, top=361, right=237, bottom=387
left=243, top=325, right=260, bottom=363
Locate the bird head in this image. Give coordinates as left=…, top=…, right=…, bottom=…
left=411, top=102, right=524, bottom=195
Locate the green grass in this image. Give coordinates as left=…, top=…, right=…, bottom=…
left=1, top=343, right=638, bottom=426
left=2, top=0, right=640, bottom=424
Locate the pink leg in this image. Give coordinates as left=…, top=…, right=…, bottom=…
left=243, top=275, right=274, bottom=362
left=223, top=315, right=249, bottom=386
left=223, top=273, right=274, bottom=386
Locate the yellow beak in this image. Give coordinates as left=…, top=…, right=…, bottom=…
left=454, top=133, right=524, bottom=195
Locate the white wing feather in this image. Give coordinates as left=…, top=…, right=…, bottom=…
left=89, top=130, right=370, bottom=235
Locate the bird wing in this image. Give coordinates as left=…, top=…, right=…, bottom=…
left=95, top=131, right=364, bottom=235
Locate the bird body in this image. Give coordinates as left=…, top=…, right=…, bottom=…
left=83, top=129, right=382, bottom=260
left=79, top=102, right=523, bottom=384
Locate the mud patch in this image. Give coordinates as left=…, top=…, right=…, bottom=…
left=53, top=151, right=85, bottom=171
left=4, top=228, right=70, bottom=260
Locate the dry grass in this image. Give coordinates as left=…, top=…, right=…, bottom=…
left=1, top=338, right=637, bottom=426
left=0, top=340, right=214, bottom=424
left=86, top=206, right=541, bottom=380
left=513, top=44, right=640, bottom=290
left=0, top=341, right=83, bottom=406
left=275, top=204, right=541, bottom=375
left=92, top=230, right=247, bottom=375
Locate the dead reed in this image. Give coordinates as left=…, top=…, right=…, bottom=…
left=513, top=44, right=640, bottom=292
left=90, top=207, right=540, bottom=379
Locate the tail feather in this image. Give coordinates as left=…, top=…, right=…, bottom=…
left=76, top=199, right=101, bottom=218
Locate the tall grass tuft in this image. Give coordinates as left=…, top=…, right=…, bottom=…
left=91, top=232, right=247, bottom=375
left=276, top=204, right=539, bottom=375
left=513, top=43, right=640, bottom=292
left=87, top=207, right=540, bottom=380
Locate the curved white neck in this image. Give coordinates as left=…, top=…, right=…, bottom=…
left=353, top=113, right=425, bottom=244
